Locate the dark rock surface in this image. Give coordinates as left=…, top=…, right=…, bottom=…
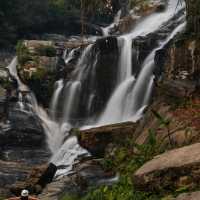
left=0, top=101, right=50, bottom=197
left=11, top=163, right=57, bottom=196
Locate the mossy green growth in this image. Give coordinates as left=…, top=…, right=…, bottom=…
left=61, top=176, right=160, bottom=200
left=100, top=129, right=161, bottom=175
left=35, top=45, right=56, bottom=57
left=129, top=0, right=151, bottom=10
left=0, top=78, right=12, bottom=90
left=16, top=41, right=32, bottom=66
left=70, top=128, right=81, bottom=137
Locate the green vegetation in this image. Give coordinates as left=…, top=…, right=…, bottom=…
left=16, top=41, right=32, bottom=66
left=61, top=177, right=160, bottom=200
left=129, top=0, right=150, bottom=8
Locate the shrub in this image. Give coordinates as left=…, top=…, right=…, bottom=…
left=16, top=41, right=32, bottom=66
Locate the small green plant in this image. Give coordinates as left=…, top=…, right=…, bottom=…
left=61, top=195, right=79, bottom=200
left=16, top=41, right=32, bottom=66
left=152, top=110, right=174, bottom=147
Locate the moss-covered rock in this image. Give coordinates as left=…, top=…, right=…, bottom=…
left=16, top=40, right=60, bottom=105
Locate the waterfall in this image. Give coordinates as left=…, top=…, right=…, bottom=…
left=117, top=36, right=133, bottom=83
left=63, top=81, right=81, bottom=121
left=63, top=48, right=80, bottom=65
left=6, top=0, right=186, bottom=177
left=7, top=57, right=28, bottom=92
left=97, top=21, right=186, bottom=126
left=101, top=10, right=122, bottom=36
left=7, top=58, right=89, bottom=177
left=50, top=79, right=64, bottom=120
left=94, top=0, right=186, bottom=126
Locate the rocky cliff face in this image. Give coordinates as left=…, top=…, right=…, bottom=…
left=157, top=36, right=200, bottom=87
left=186, top=0, right=200, bottom=34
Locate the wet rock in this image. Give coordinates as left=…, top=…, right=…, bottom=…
left=42, top=34, right=67, bottom=42
left=78, top=122, right=138, bottom=157
left=0, top=145, right=50, bottom=197
left=0, top=50, right=14, bottom=68
left=118, top=15, right=139, bottom=34
left=134, top=33, right=159, bottom=65
left=133, top=143, right=200, bottom=192
left=0, top=107, right=45, bottom=147
left=69, top=36, right=119, bottom=122
left=0, top=86, right=6, bottom=117
left=175, top=191, right=200, bottom=200
left=74, top=160, right=116, bottom=187
left=10, top=163, right=57, bottom=196
left=156, top=2, right=166, bottom=12
left=39, top=159, right=115, bottom=200
left=0, top=160, right=31, bottom=188
left=95, top=36, right=118, bottom=54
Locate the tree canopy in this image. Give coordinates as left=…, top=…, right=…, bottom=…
left=0, top=0, right=115, bottom=48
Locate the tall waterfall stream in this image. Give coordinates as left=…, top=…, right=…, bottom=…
left=7, top=0, right=186, bottom=178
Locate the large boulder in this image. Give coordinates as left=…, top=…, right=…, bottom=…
left=16, top=39, right=91, bottom=106
left=133, top=143, right=200, bottom=192
left=78, top=122, right=138, bottom=157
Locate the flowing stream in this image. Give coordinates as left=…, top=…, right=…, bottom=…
left=7, top=0, right=186, bottom=177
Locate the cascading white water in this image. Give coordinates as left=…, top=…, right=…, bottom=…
left=117, top=36, right=133, bottom=83
left=50, top=79, right=64, bottom=120
left=63, top=81, right=81, bottom=121
left=7, top=57, right=89, bottom=177
left=6, top=0, right=186, bottom=177
left=97, top=21, right=186, bottom=126
left=63, top=47, right=80, bottom=65
left=101, top=10, right=122, bottom=36
left=7, top=57, right=28, bottom=92
left=95, top=0, right=185, bottom=126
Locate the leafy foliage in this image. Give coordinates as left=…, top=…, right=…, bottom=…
left=61, top=176, right=160, bottom=200
left=16, top=41, right=32, bottom=66
left=0, top=0, right=115, bottom=47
